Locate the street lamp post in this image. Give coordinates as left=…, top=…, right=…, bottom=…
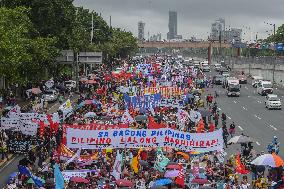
left=265, top=22, right=277, bottom=85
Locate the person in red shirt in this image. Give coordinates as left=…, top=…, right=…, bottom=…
left=209, top=122, right=215, bottom=132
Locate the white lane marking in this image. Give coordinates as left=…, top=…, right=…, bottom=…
left=254, top=114, right=262, bottom=120
left=269, top=125, right=278, bottom=131
left=227, top=115, right=231, bottom=120
left=238, top=126, right=244, bottom=131
left=233, top=100, right=237, bottom=104
left=245, top=86, right=248, bottom=89
left=248, top=96, right=250, bottom=98
left=242, top=106, right=247, bottom=110
left=256, top=141, right=261, bottom=146
left=254, top=90, right=256, bottom=94
left=0, top=155, right=17, bottom=172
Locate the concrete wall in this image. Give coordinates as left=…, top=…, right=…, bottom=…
left=228, top=57, right=284, bottom=87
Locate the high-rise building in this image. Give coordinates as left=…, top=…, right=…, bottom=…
left=224, top=28, right=242, bottom=43
left=138, top=21, right=145, bottom=41
left=210, top=18, right=226, bottom=41
left=167, top=11, right=177, bottom=40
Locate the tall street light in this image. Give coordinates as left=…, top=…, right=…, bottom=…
left=264, top=22, right=276, bottom=85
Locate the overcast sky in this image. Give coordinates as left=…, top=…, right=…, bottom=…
left=74, top=0, right=284, bottom=41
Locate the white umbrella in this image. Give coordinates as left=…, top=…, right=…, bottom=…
left=228, top=135, right=254, bottom=144
left=84, top=112, right=96, bottom=118
left=189, top=110, right=201, bottom=123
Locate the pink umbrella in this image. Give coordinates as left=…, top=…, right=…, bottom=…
left=31, top=88, right=42, bottom=94
left=191, top=178, right=210, bottom=185
left=115, top=179, right=133, bottom=187
left=70, top=177, right=90, bottom=183
left=85, top=80, right=97, bottom=84
left=164, top=170, right=179, bottom=178
left=166, top=164, right=180, bottom=170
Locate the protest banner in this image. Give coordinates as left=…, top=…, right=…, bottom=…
left=67, top=128, right=224, bottom=153
left=8, top=139, right=32, bottom=153
left=1, top=113, right=49, bottom=136
left=123, top=93, right=161, bottom=111
left=144, top=86, right=186, bottom=98
left=62, top=169, right=99, bottom=181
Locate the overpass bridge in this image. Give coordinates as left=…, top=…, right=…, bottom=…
left=137, top=41, right=239, bottom=63
left=137, top=41, right=232, bottom=49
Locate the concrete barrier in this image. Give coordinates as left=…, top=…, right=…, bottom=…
left=228, top=58, right=284, bottom=87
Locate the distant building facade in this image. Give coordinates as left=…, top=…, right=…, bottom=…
left=150, top=33, right=162, bottom=41
left=210, top=18, right=225, bottom=41
left=138, top=21, right=145, bottom=41
left=210, top=18, right=241, bottom=43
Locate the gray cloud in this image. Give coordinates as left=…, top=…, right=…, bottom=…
left=74, top=0, right=284, bottom=40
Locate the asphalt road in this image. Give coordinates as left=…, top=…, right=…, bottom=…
left=206, top=69, right=284, bottom=157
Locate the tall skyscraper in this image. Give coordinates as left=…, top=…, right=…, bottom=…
left=210, top=18, right=226, bottom=41
left=167, top=11, right=177, bottom=40
left=138, top=21, right=145, bottom=41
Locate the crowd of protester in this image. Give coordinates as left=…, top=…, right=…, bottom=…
left=1, top=55, right=284, bottom=189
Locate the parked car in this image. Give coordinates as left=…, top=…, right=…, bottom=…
left=42, top=89, right=58, bottom=102
left=265, top=94, right=281, bottom=110
left=65, top=80, right=76, bottom=90
left=214, top=63, right=222, bottom=71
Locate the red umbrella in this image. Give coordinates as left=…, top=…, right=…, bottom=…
left=191, top=178, right=210, bottom=185
left=115, top=179, right=133, bottom=187
left=166, top=164, right=180, bottom=170
left=70, top=177, right=90, bottom=183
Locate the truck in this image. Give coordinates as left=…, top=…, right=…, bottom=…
left=227, top=83, right=241, bottom=97
left=222, top=77, right=240, bottom=97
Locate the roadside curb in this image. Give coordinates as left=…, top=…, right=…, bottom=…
left=0, top=154, right=17, bottom=171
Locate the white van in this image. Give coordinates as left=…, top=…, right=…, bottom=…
left=265, top=94, right=281, bottom=110
left=257, top=80, right=273, bottom=95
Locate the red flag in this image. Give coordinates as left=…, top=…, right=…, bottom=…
left=39, top=121, right=45, bottom=138
left=175, top=164, right=185, bottom=188
left=235, top=154, right=250, bottom=174
left=148, top=116, right=165, bottom=129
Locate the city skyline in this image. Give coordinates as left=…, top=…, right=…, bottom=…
left=74, top=0, right=284, bottom=41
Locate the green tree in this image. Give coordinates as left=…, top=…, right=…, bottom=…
left=1, top=0, right=76, bottom=49
left=0, top=7, right=59, bottom=85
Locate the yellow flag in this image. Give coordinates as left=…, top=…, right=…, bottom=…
left=66, top=99, right=72, bottom=109
left=131, top=148, right=142, bottom=173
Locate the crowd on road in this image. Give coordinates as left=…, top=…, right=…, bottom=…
left=1, top=55, right=284, bottom=189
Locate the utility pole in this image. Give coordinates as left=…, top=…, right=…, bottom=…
left=273, top=23, right=276, bottom=85
left=91, top=12, right=94, bottom=44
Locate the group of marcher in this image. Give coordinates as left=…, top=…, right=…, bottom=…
left=1, top=55, right=284, bottom=189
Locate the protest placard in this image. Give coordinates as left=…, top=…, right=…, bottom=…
left=8, top=139, right=32, bottom=153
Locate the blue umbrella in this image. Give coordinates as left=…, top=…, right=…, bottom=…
left=84, top=112, right=96, bottom=118
left=6, top=172, right=18, bottom=184
left=154, top=178, right=172, bottom=186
